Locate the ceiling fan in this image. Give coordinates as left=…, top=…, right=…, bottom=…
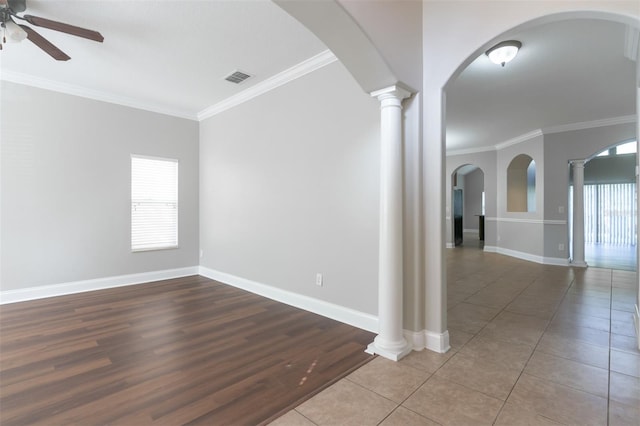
left=0, top=0, right=103, bottom=61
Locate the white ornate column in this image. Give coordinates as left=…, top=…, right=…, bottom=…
left=571, top=160, right=587, bottom=267
left=366, top=85, right=412, bottom=361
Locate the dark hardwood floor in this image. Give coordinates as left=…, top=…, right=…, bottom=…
left=0, top=275, right=375, bottom=425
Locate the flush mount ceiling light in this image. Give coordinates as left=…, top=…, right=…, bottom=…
left=486, top=40, right=522, bottom=67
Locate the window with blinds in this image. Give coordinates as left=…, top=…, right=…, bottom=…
left=131, top=155, right=178, bottom=251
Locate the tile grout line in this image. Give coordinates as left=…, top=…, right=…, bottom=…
left=491, top=267, right=578, bottom=424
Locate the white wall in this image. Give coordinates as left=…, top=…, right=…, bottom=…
left=199, top=61, right=381, bottom=315
left=1, top=82, right=199, bottom=291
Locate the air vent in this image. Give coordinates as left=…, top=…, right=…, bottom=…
left=224, top=71, right=252, bottom=84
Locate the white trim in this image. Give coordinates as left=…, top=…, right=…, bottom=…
left=570, top=260, right=588, bottom=268
left=404, top=329, right=426, bottom=350
left=365, top=341, right=412, bottom=361
left=446, top=115, right=637, bottom=157
left=494, top=129, right=543, bottom=151
left=425, top=330, right=451, bottom=353
left=198, top=266, right=378, bottom=333
left=197, top=50, right=337, bottom=120
left=446, top=145, right=496, bottom=156
left=404, top=329, right=451, bottom=353
left=483, top=246, right=569, bottom=266
left=543, top=115, right=637, bottom=135
left=0, top=266, right=199, bottom=304
left=2, top=50, right=341, bottom=122
left=0, top=71, right=197, bottom=121
left=463, top=228, right=479, bottom=234
left=546, top=257, right=571, bottom=266
left=485, top=217, right=567, bottom=225
left=446, top=242, right=455, bottom=249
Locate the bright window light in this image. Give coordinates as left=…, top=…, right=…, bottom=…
left=616, top=141, right=637, bottom=155
left=131, top=155, right=178, bottom=251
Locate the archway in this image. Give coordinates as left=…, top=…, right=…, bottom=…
left=570, top=139, right=638, bottom=270
left=440, top=11, right=640, bottom=356
left=451, top=165, right=486, bottom=248
left=276, top=1, right=640, bottom=356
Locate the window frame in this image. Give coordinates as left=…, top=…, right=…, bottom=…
left=131, top=154, right=179, bottom=252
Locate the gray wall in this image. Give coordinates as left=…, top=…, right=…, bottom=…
left=496, top=135, right=545, bottom=257
left=446, top=151, right=497, bottom=247
left=463, top=168, right=484, bottom=231
left=1, top=82, right=200, bottom=290
left=199, top=61, right=381, bottom=315
left=543, top=123, right=636, bottom=260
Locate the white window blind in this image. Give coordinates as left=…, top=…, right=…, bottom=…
left=131, top=155, right=178, bottom=251
left=571, top=183, right=637, bottom=246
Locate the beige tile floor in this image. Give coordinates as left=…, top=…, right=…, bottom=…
left=270, top=245, right=640, bottom=426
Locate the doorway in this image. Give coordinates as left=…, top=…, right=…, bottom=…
left=452, top=165, right=485, bottom=249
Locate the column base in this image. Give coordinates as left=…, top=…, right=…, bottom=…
left=365, top=337, right=412, bottom=361
left=403, top=329, right=451, bottom=353
left=571, top=260, right=588, bottom=268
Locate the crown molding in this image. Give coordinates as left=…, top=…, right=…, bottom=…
left=0, top=70, right=198, bottom=121
left=543, top=115, right=637, bottom=134
left=446, top=145, right=496, bottom=156
left=198, top=49, right=337, bottom=121
left=495, top=129, right=543, bottom=150
left=447, top=115, right=637, bottom=157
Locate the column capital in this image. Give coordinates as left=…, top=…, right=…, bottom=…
left=370, top=84, right=412, bottom=102
left=570, top=159, right=586, bottom=168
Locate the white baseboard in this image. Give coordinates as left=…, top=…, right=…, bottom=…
left=198, top=266, right=379, bottom=333
left=0, top=266, right=200, bottom=305
left=446, top=243, right=455, bottom=249
left=483, top=246, right=569, bottom=266
left=463, top=229, right=479, bottom=234
left=404, top=329, right=451, bottom=353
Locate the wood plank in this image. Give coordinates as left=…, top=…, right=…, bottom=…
left=0, top=275, right=374, bottom=425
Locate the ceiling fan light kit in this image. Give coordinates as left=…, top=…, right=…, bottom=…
left=0, top=0, right=103, bottom=60
left=486, top=40, right=522, bottom=67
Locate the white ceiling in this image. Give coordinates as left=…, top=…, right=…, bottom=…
left=0, top=0, right=327, bottom=119
left=1, top=2, right=637, bottom=150
left=446, top=19, right=637, bottom=153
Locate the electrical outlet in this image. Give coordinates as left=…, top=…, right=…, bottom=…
left=558, top=243, right=565, bottom=251
left=316, top=273, right=323, bottom=287
left=558, top=206, right=564, bottom=213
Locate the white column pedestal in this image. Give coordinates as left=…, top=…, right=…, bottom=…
left=571, top=160, right=587, bottom=268
left=365, top=85, right=412, bottom=361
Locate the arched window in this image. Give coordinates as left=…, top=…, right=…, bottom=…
left=507, top=154, right=535, bottom=212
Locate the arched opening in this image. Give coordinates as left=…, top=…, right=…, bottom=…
left=507, top=154, right=535, bottom=213
left=452, top=165, right=485, bottom=247
left=569, top=139, right=638, bottom=270
left=442, top=10, right=639, bottom=370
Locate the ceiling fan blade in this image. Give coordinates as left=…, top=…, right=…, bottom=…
left=23, top=14, right=103, bottom=42
left=19, top=24, right=70, bottom=61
